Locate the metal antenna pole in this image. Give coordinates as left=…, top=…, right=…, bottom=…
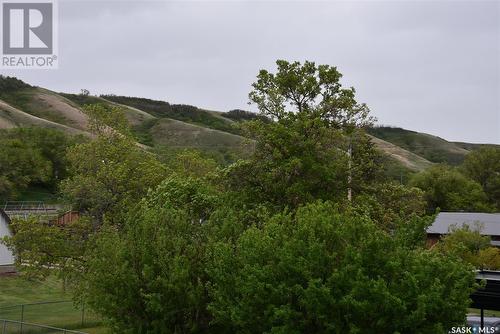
left=347, top=137, right=352, bottom=202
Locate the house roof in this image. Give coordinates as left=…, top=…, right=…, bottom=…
left=427, top=212, right=500, bottom=236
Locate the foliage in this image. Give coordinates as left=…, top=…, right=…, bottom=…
left=0, top=127, right=78, bottom=200
left=158, top=149, right=219, bottom=179
left=2, top=62, right=487, bottom=334
left=59, top=93, right=103, bottom=106
left=378, top=152, right=415, bottom=184
left=0, top=135, right=51, bottom=200
left=131, top=118, right=159, bottom=147
left=207, top=201, right=476, bottom=334
left=83, top=103, right=132, bottom=136
left=2, top=216, right=92, bottom=282
left=410, top=165, right=492, bottom=213
left=79, top=176, right=219, bottom=333
left=223, top=125, right=349, bottom=209
left=477, top=247, right=500, bottom=270
left=354, top=182, right=427, bottom=232
left=221, top=109, right=269, bottom=123
left=101, top=95, right=239, bottom=135
left=224, top=60, right=378, bottom=209
left=60, top=113, right=167, bottom=224
left=0, top=75, right=31, bottom=92
left=462, top=147, right=500, bottom=209
left=249, top=60, right=373, bottom=128
left=436, top=225, right=500, bottom=270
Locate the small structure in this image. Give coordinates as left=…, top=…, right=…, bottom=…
left=0, top=208, right=15, bottom=272
left=427, top=212, right=500, bottom=247
left=50, top=210, right=80, bottom=226
left=471, top=270, right=500, bottom=327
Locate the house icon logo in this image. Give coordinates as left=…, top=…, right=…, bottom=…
left=1, top=0, right=58, bottom=68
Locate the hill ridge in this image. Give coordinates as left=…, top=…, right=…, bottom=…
left=2, top=76, right=477, bottom=171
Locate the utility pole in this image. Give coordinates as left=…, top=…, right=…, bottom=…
left=347, top=137, right=352, bottom=202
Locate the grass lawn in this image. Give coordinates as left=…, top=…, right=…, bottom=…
left=17, top=185, right=59, bottom=204
left=469, top=308, right=500, bottom=318
left=0, top=275, right=108, bottom=333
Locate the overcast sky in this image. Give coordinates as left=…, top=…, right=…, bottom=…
left=3, top=0, right=499, bottom=144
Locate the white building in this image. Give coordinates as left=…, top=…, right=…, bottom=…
left=0, top=209, right=14, bottom=268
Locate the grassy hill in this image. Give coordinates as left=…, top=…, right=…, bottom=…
left=0, top=85, right=91, bottom=132
left=150, top=118, right=254, bottom=159
left=452, top=141, right=500, bottom=151
left=367, top=126, right=472, bottom=165
left=0, top=98, right=88, bottom=136
left=7, top=75, right=499, bottom=174
left=100, top=95, right=240, bottom=135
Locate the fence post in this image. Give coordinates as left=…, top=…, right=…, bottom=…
left=20, top=304, right=24, bottom=334
left=2, top=319, right=6, bottom=334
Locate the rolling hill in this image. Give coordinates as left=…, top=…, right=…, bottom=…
left=2, top=75, right=495, bottom=173
left=367, top=126, right=470, bottom=165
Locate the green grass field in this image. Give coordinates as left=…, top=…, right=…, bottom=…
left=469, top=308, right=500, bottom=318
left=0, top=276, right=107, bottom=333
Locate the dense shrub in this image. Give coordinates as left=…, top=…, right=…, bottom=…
left=0, top=127, right=78, bottom=200
left=207, top=202, right=476, bottom=334
left=222, top=109, right=269, bottom=122
left=0, top=75, right=31, bottom=92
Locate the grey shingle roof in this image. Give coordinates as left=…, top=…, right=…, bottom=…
left=427, top=212, right=500, bottom=235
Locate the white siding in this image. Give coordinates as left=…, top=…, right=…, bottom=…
left=0, top=212, right=14, bottom=266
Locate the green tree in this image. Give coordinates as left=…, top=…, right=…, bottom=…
left=60, top=104, right=168, bottom=225
left=0, top=133, right=51, bottom=200
left=160, top=149, right=218, bottom=178
left=410, top=165, right=491, bottom=213
left=83, top=103, right=132, bottom=137
left=79, top=176, right=219, bottom=333
left=2, top=216, right=92, bottom=282
left=354, top=182, right=426, bottom=232
left=0, top=127, right=80, bottom=200
left=225, top=60, right=378, bottom=209
left=207, top=201, right=475, bottom=334
left=462, top=147, right=500, bottom=209
left=436, top=224, right=500, bottom=270
left=60, top=135, right=167, bottom=225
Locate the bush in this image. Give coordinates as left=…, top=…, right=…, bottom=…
left=207, top=202, right=476, bottom=334
left=0, top=75, right=31, bottom=92
left=80, top=176, right=219, bottom=333
left=410, top=165, right=492, bottom=213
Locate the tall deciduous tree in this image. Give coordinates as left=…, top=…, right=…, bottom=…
left=226, top=60, right=378, bottom=209
left=60, top=104, right=168, bottom=225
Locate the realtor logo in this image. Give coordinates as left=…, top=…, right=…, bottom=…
left=1, top=0, right=58, bottom=68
